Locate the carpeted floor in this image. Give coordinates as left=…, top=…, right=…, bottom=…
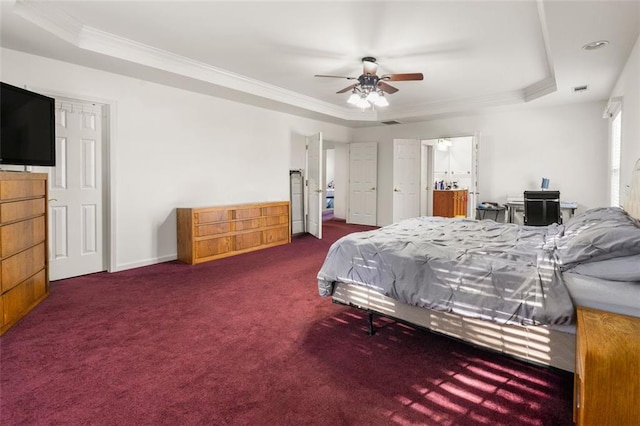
left=0, top=220, right=574, bottom=425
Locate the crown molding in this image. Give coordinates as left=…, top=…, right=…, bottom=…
left=12, top=0, right=558, bottom=125
left=376, top=90, right=525, bottom=122
left=523, top=76, right=558, bottom=102
left=13, top=0, right=82, bottom=45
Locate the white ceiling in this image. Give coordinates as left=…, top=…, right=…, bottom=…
left=1, top=0, right=638, bottom=127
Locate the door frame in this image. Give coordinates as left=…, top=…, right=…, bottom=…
left=37, top=86, right=116, bottom=273
left=421, top=133, right=479, bottom=218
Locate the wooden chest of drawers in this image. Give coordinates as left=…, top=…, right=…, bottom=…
left=433, top=189, right=468, bottom=218
left=177, top=201, right=290, bottom=265
left=574, top=307, right=640, bottom=425
left=0, top=172, right=49, bottom=335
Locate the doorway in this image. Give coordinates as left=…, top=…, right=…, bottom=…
left=324, top=147, right=335, bottom=221
left=392, top=135, right=478, bottom=221
left=33, top=96, right=111, bottom=280
left=423, top=136, right=476, bottom=218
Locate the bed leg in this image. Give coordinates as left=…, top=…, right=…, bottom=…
left=367, top=311, right=376, bottom=336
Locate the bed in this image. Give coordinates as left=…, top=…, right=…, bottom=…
left=317, top=160, right=640, bottom=372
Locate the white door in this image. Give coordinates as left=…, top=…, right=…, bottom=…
left=348, top=142, right=377, bottom=226
left=393, top=139, right=421, bottom=223
left=306, top=132, right=323, bottom=239
left=420, top=142, right=435, bottom=216
left=44, top=100, right=105, bottom=280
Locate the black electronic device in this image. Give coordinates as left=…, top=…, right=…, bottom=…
left=0, top=82, right=56, bottom=166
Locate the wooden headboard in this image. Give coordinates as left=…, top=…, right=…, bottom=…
left=625, top=158, right=640, bottom=220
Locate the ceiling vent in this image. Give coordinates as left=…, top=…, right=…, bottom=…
left=573, top=85, right=588, bottom=93
left=381, top=120, right=402, bottom=125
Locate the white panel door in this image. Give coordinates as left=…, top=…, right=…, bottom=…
left=45, top=100, right=104, bottom=280
left=393, top=139, right=421, bottom=223
left=306, top=133, right=323, bottom=239
left=348, top=142, right=377, bottom=226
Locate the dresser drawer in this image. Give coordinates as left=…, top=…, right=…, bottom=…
left=0, top=180, right=45, bottom=201
left=0, top=198, right=45, bottom=224
left=1, top=243, right=46, bottom=293
left=235, top=207, right=261, bottom=219
left=196, top=236, right=233, bottom=258
left=263, top=225, right=289, bottom=244
left=1, top=216, right=46, bottom=258
left=195, top=210, right=229, bottom=224
left=2, top=270, right=47, bottom=326
left=264, top=205, right=288, bottom=216
left=196, top=222, right=231, bottom=237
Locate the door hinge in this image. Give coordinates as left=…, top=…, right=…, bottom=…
left=305, top=179, right=308, bottom=186
left=305, top=144, right=308, bottom=150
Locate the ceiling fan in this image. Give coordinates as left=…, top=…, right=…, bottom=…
left=315, top=57, right=423, bottom=108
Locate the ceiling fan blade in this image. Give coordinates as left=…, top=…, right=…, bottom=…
left=337, top=83, right=359, bottom=94
left=315, top=74, right=357, bottom=80
left=378, top=81, right=399, bottom=94
left=380, top=73, right=424, bottom=81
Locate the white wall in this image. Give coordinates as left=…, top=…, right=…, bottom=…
left=1, top=48, right=353, bottom=271
left=610, top=34, right=640, bottom=205
left=353, top=102, right=608, bottom=226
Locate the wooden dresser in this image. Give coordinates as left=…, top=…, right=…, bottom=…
left=177, top=201, right=290, bottom=265
left=0, top=171, right=49, bottom=335
left=574, top=307, right=640, bottom=425
left=433, top=189, right=468, bottom=218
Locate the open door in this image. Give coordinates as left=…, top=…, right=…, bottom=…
left=392, top=139, right=421, bottom=223
left=36, top=99, right=106, bottom=280
left=305, top=132, right=323, bottom=239
left=348, top=142, right=377, bottom=225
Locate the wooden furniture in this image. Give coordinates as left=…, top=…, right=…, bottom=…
left=433, top=189, right=468, bottom=218
left=0, top=171, right=49, bottom=335
left=177, top=201, right=291, bottom=265
left=574, top=307, right=640, bottom=425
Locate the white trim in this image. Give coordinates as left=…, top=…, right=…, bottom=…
left=15, top=0, right=559, bottom=124
left=523, top=77, right=557, bottom=102
left=116, top=254, right=177, bottom=273
left=603, top=96, right=623, bottom=119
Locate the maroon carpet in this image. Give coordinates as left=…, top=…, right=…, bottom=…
left=0, top=220, right=573, bottom=425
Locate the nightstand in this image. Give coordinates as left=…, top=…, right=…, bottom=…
left=574, top=307, right=640, bottom=425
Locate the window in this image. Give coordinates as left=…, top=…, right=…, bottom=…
left=605, top=97, right=623, bottom=207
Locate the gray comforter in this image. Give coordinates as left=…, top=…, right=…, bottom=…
left=317, top=217, right=575, bottom=326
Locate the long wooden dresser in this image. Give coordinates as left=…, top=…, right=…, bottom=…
left=177, top=201, right=290, bottom=265
left=0, top=171, right=49, bottom=335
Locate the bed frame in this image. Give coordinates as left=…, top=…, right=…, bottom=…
left=331, top=158, right=640, bottom=373
left=332, top=282, right=576, bottom=371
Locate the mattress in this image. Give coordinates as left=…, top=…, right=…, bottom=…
left=563, top=272, right=640, bottom=318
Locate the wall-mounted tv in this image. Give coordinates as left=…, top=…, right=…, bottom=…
left=1, top=82, right=56, bottom=167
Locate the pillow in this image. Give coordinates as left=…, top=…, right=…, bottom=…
left=563, top=207, right=626, bottom=233
left=567, top=254, right=640, bottom=282
left=556, top=207, right=640, bottom=268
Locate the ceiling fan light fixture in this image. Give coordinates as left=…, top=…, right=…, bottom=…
left=374, top=94, right=388, bottom=107
left=366, top=90, right=380, bottom=103
left=347, top=92, right=360, bottom=105
left=356, top=97, right=371, bottom=109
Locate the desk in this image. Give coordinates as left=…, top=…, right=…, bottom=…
left=506, top=200, right=578, bottom=224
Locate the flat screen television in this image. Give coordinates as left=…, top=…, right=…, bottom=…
left=0, top=82, right=56, bottom=167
